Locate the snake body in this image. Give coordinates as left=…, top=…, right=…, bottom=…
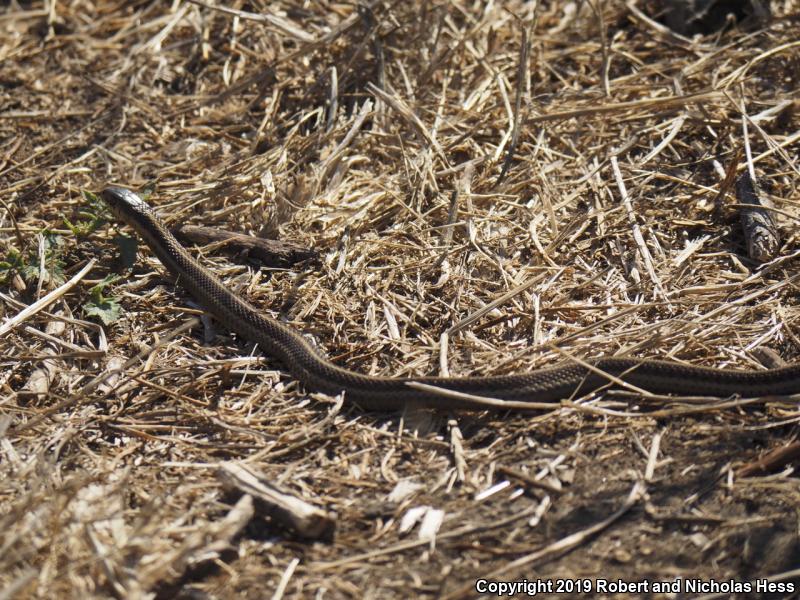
left=101, top=186, right=800, bottom=410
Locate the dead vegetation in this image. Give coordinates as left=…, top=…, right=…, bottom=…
left=2, top=1, right=800, bottom=598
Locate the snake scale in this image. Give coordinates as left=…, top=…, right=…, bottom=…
left=101, top=186, right=800, bottom=410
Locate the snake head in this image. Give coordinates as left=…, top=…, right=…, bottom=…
left=100, top=186, right=155, bottom=229
left=100, top=186, right=148, bottom=213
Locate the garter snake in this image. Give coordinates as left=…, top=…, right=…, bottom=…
left=101, top=186, right=800, bottom=410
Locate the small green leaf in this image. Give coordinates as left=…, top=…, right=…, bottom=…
left=63, top=190, right=109, bottom=237
left=41, top=230, right=65, bottom=251
left=0, top=251, right=22, bottom=283
left=47, top=264, right=66, bottom=286
left=84, top=274, right=123, bottom=325
left=84, top=298, right=122, bottom=325
left=62, top=216, right=82, bottom=236
left=140, top=182, right=156, bottom=201
left=92, top=272, right=119, bottom=294
left=113, top=234, right=138, bottom=270
left=83, top=189, right=112, bottom=220
left=21, top=263, right=40, bottom=281
left=13, top=232, right=66, bottom=285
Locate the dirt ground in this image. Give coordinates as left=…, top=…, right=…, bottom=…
left=2, top=1, right=800, bottom=598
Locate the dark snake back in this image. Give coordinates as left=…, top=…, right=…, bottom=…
left=101, top=186, right=800, bottom=410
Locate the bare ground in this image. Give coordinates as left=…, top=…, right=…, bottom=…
left=2, top=1, right=800, bottom=598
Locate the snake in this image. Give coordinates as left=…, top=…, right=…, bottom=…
left=100, top=186, right=800, bottom=411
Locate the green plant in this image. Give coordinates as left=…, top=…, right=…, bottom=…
left=0, top=230, right=67, bottom=286
left=63, top=190, right=110, bottom=237
left=83, top=274, right=122, bottom=325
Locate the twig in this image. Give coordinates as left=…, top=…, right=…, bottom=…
left=187, top=0, right=315, bottom=42
left=611, top=156, right=667, bottom=301
left=0, top=259, right=95, bottom=337
left=496, top=18, right=532, bottom=184
left=172, top=224, right=318, bottom=267
left=526, top=90, right=721, bottom=124
left=216, top=462, right=336, bottom=540
left=441, top=482, right=645, bottom=599
left=737, top=441, right=800, bottom=477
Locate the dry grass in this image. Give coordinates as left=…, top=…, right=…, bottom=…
left=2, top=1, right=800, bottom=598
